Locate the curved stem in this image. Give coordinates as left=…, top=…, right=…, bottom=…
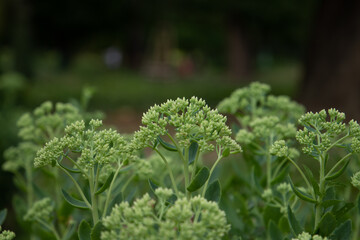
left=183, top=147, right=190, bottom=199
left=191, top=150, right=201, bottom=181
left=286, top=157, right=312, bottom=191
left=153, top=147, right=179, bottom=196
left=65, top=155, right=89, bottom=178
left=57, top=166, right=91, bottom=208
left=325, top=153, right=353, bottom=178
left=201, top=155, right=223, bottom=198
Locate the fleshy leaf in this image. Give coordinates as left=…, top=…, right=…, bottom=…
left=91, top=221, right=104, bottom=240
left=78, top=220, right=91, bottom=240
left=61, top=189, right=89, bottom=209
left=95, top=173, right=114, bottom=195
left=329, top=219, right=352, bottom=240
left=205, top=180, right=221, bottom=202
left=289, top=177, right=317, bottom=203
left=287, top=206, right=303, bottom=236
left=188, top=141, right=199, bottom=165
left=269, top=220, right=283, bottom=240
left=187, top=167, right=209, bottom=192
left=317, top=212, right=337, bottom=236
left=157, top=136, right=177, bottom=152
left=0, top=209, right=7, bottom=226
left=325, top=159, right=351, bottom=180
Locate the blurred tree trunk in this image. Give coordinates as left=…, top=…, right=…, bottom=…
left=301, top=0, right=360, bottom=119
left=13, top=0, right=33, bottom=78
left=227, top=19, right=252, bottom=81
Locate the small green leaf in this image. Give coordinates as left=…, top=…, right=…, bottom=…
left=268, top=220, right=283, bottom=240
left=61, top=189, right=89, bottom=209
left=187, top=167, right=210, bottom=192
left=0, top=209, right=7, bottom=226
left=78, top=220, right=91, bottom=240
left=148, top=179, right=159, bottom=193
left=222, top=148, right=230, bottom=157
left=303, top=165, right=320, bottom=196
left=289, top=177, right=317, bottom=204
left=108, top=192, right=123, bottom=215
left=321, top=199, right=341, bottom=208
left=334, top=203, right=354, bottom=220
left=205, top=180, right=221, bottom=202
left=95, top=173, right=114, bottom=195
left=157, top=136, right=177, bottom=152
left=188, top=141, right=199, bottom=165
left=317, top=212, right=337, bottom=236
left=91, top=221, right=104, bottom=240
left=329, top=219, right=352, bottom=240
left=287, top=206, right=303, bottom=236
left=263, top=206, right=282, bottom=227
left=57, top=157, right=81, bottom=173
left=325, top=159, right=351, bottom=180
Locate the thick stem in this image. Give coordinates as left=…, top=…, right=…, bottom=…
left=89, top=168, right=99, bottom=224
left=183, top=147, right=190, bottom=199
left=102, top=162, right=122, bottom=218
left=315, top=154, right=326, bottom=229
left=25, top=158, right=34, bottom=207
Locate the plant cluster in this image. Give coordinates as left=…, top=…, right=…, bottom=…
left=1, top=82, right=360, bottom=240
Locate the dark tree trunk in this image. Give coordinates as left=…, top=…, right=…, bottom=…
left=301, top=0, right=360, bottom=119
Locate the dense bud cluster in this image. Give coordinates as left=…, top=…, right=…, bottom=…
left=24, top=198, right=54, bottom=222
left=0, top=227, right=15, bottom=240
left=292, top=232, right=328, bottom=240
left=131, top=97, right=241, bottom=154
left=101, top=192, right=229, bottom=240
left=34, top=119, right=131, bottom=169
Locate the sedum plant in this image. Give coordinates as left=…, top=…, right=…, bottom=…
left=2, top=82, right=360, bottom=240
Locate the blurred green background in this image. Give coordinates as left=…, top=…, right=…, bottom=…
left=2, top=0, right=360, bottom=232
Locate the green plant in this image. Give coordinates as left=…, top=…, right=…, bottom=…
left=1, top=82, right=360, bottom=240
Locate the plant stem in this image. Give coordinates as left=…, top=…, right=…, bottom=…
left=183, top=147, right=190, bottom=199
left=153, top=148, right=179, bottom=196
left=325, top=153, right=352, bottom=178
left=201, top=155, right=223, bottom=198
left=36, top=218, right=61, bottom=240
left=25, top=157, right=34, bottom=207
left=191, top=149, right=201, bottom=181
left=57, top=166, right=92, bottom=208
left=315, top=154, right=326, bottom=229
left=102, top=162, right=123, bottom=218
left=89, top=168, right=99, bottom=224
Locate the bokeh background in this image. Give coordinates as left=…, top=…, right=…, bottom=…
left=1, top=0, right=360, bottom=232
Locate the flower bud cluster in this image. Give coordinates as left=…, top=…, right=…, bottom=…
left=17, top=101, right=82, bottom=143
left=3, top=142, right=38, bottom=172
left=292, top=232, right=328, bottom=240
left=131, top=97, right=241, bottom=154
left=351, top=171, right=360, bottom=189
left=296, top=109, right=360, bottom=155
left=101, top=192, right=229, bottom=240
left=34, top=119, right=131, bottom=170
left=24, top=198, right=54, bottom=222
left=270, top=140, right=289, bottom=157
left=0, top=227, right=15, bottom=240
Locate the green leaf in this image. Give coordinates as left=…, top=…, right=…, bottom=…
left=157, top=136, right=177, bottom=152
left=148, top=179, right=159, bottom=193
left=289, top=177, right=317, bottom=204
left=268, top=220, right=283, bottom=240
left=271, top=166, right=289, bottom=185
left=321, top=199, right=341, bottom=208
left=317, top=212, right=337, bottom=236
left=107, top=192, right=123, bottom=215
left=78, top=220, right=91, bottom=240
left=329, top=219, right=351, bottom=240
left=57, top=157, right=81, bottom=173
left=187, top=167, right=209, bottom=192
left=205, top=180, right=221, bottom=202
left=63, top=221, right=77, bottom=240
left=302, top=165, right=319, bottom=196
left=334, top=203, right=354, bottom=220
left=61, top=189, right=89, bottom=209
left=222, top=148, right=230, bottom=157
left=95, top=173, right=114, bottom=195
left=325, top=159, right=351, bottom=181
left=263, top=206, right=282, bottom=227
left=287, top=206, right=303, bottom=236
left=188, top=141, right=198, bottom=165
left=357, top=193, right=360, bottom=215
left=91, top=221, right=104, bottom=240
left=0, top=209, right=7, bottom=226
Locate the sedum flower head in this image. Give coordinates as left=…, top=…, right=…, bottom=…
left=35, top=119, right=131, bottom=170
left=24, top=198, right=54, bottom=222
left=0, top=227, right=15, bottom=240
left=218, top=82, right=304, bottom=126
left=292, top=232, right=328, bottom=240
left=276, top=182, right=292, bottom=195
left=270, top=140, right=289, bottom=157
left=296, top=109, right=351, bottom=155
left=17, top=101, right=82, bottom=143
left=131, top=97, right=241, bottom=154
left=3, top=142, right=38, bottom=172
left=101, top=192, right=229, bottom=240
left=351, top=171, right=360, bottom=189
